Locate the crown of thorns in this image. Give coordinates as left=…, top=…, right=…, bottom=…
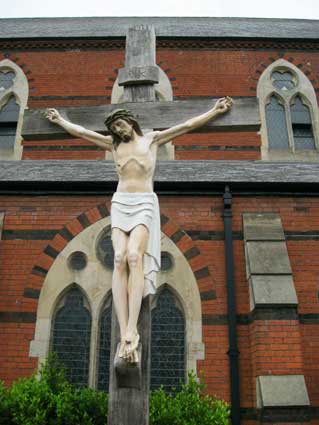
left=104, top=109, right=136, bottom=129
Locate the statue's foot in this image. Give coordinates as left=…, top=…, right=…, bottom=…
left=123, top=331, right=140, bottom=363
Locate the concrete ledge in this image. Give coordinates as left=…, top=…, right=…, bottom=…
left=243, top=213, right=285, bottom=241
left=246, top=242, right=292, bottom=275
left=257, top=375, right=310, bottom=408
left=250, top=275, right=298, bottom=308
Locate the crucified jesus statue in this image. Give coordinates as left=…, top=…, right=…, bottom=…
left=46, top=96, right=233, bottom=363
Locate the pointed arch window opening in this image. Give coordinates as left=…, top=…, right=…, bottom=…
left=97, top=295, right=112, bottom=391
left=290, top=95, right=315, bottom=150
left=265, top=94, right=290, bottom=150
left=150, top=286, right=186, bottom=392
left=257, top=60, right=319, bottom=156
left=0, top=95, right=19, bottom=150
left=51, top=285, right=92, bottom=388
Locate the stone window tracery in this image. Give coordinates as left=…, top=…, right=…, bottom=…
left=257, top=59, right=319, bottom=161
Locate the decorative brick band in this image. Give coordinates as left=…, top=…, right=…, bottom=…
left=1, top=39, right=319, bottom=52
left=25, top=205, right=215, bottom=302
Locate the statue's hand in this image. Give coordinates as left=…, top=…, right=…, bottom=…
left=45, top=108, right=63, bottom=124
left=214, top=96, right=233, bottom=115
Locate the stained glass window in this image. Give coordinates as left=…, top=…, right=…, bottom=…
left=0, top=96, right=19, bottom=150
left=266, top=96, right=289, bottom=150
left=68, top=251, right=87, bottom=271
left=271, top=71, right=296, bottom=91
left=290, top=96, right=315, bottom=150
left=151, top=288, right=185, bottom=392
left=52, top=286, right=91, bottom=387
left=97, top=298, right=112, bottom=390
left=161, top=252, right=173, bottom=271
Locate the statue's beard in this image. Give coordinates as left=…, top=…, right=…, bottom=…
left=121, top=133, right=131, bottom=143
left=118, top=128, right=133, bottom=143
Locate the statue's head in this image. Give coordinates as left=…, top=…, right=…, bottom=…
left=104, top=109, right=143, bottom=147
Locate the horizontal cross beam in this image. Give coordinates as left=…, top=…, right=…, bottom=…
left=22, top=98, right=260, bottom=140
left=1, top=160, right=318, bottom=188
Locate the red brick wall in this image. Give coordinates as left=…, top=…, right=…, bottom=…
left=1, top=47, right=318, bottom=161
left=0, top=194, right=318, bottom=419
left=1, top=42, right=319, bottom=422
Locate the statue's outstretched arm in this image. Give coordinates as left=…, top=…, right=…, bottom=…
left=45, top=108, right=113, bottom=151
left=153, top=97, right=233, bottom=146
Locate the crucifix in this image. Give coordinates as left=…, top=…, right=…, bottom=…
left=22, top=25, right=259, bottom=425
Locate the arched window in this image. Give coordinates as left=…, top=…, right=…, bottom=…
left=151, top=287, right=185, bottom=392
left=0, top=60, right=29, bottom=160
left=97, top=296, right=112, bottom=390
left=265, top=95, right=289, bottom=150
left=0, top=95, right=20, bottom=150
left=290, top=96, right=315, bottom=150
left=52, top=285, right=91, bottom=387
left=31, top=217, right=203, bottom=391
left=257, top=59, right=319, bottom=160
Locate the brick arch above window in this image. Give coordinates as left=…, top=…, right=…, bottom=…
left=257, top=58, right=319, bottom=161
left=0, top=59, right=29, bottom=160
left=27, top=202, right=211, bottom=387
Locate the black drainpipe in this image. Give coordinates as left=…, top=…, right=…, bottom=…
left=223, top=185, right=240, bottom=425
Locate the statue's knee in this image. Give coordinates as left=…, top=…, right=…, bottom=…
left=114, top=251, right=126, bottom=270
left=127, top=250, right=142, bottom=268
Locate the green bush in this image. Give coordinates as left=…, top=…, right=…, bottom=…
left=0, top=356, right=229, bottom=425
left=150, top=373, right=230, bottom=425
left=0, top=354, right=108, bottom=425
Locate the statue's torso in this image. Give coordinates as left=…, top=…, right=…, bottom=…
left=112, top=134, right=157, bottom=193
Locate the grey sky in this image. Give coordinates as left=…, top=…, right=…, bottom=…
left=1, top=0, right=319, bottom=19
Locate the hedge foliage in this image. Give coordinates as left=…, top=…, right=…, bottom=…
left=0, top=355, right=229, bottom=425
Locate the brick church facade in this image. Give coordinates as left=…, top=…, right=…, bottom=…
left=0, top=17, right=319, bottom=424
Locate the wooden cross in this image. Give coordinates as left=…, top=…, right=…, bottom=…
left=22, top=25, right=260, bottom=425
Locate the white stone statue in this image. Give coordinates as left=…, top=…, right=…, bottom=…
left=46, top=97, right=233, bottom=363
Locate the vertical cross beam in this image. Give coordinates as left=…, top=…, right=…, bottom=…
left=108, top=25, right=157, bottom=425
left=118, top=25, right=159, bottom=103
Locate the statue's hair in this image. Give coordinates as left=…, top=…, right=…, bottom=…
left=104, top=108, right=143, bottom=148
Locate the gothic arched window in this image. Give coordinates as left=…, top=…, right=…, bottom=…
left=52, top=285, right=91, bottom=387
left=32, top=218, right=203, bottom=392
left=0, top=60, right=29, bottom=160
left=265, top=95, right=289, bottom=150
left=151, top=287, right=186, bottom=392
left=257, top=59, right=319, bottom=160
left=290, top=96, right=315, bottom=150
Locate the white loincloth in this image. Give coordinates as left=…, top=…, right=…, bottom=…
left=111, top=192, right=161, bottom=297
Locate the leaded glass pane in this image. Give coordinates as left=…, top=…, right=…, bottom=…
left=161, top=252, right=173, bottom=271
left=97, top=299, right=112, bottom=391
left=151, top=288, right=185, bottom=392
left=0, top=96, right=19, bottom=150
left=271, top=71, right=296, bottom=91
left=290, top=96, right=315, bottom=150
left=266, top=96, right=289, bottom=150
left=97, top=229, right=114, bottom=269
left=0, top=96, right=19, bottom=122
left=52, top=286, right=91, bottom=387
left=68, top=251, right=87, bottom=271
left=0, top=71, right=15, bottom=90
left=0, top=125, right=16, bottom=150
